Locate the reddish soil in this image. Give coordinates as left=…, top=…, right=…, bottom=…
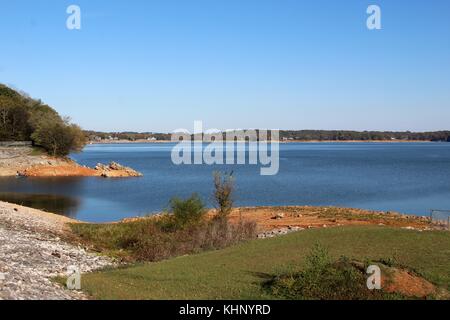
left=17, top=162, right=142, bottom=178
left=19, top=164, right=98, bottom=177
left=221, top=206, right=434, bottom=232
left=382, top=269, right=438, bottom=298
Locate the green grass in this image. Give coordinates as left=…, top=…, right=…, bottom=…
left=80, top=226, right=450, bottom=300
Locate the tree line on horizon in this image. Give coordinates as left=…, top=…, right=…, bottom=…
left=280, top=130, right=450, bottom=142
left=0, top=84, right=86, bottom=156
left=86, top=129, right=450, bottom=142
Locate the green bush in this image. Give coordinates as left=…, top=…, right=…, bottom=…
left=266, top=244, right=398, bottom=300
left=167, top=193, right=207, bottom=229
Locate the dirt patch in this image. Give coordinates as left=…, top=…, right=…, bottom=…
left=383, top=268, right=438, bottom=298
left=19, top=164, right=98, bottom=177
left=221, top=206, right=435, bottom=232
left=121, top=206, right=438, bottom=241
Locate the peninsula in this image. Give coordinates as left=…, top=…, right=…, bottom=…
left=0, top=84, right=141, bottom=178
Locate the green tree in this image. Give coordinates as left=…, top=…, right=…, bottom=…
left=0, top=96, right=31, bottom=140
left=0, top=83, right=87, bottom=156
left=31, top=120, right=86, bottom=157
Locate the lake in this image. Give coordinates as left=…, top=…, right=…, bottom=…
left=1, top=142, right=450, bottom=222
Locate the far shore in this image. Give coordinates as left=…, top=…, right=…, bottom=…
left=89, top=139, right=443, bottom=144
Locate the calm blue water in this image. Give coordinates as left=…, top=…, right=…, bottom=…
left=1, top=142, right=450, bottom=222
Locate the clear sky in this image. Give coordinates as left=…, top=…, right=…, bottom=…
left=1, top=0, right=449, bottom=132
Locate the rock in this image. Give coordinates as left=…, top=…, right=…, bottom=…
left=95, top=162, right=143, bottom=178
left=257, top=225, right=304, bottom=239
left=387, top=211, right=401, bottom=217
left=272, top=213, right=285, bottom=220
left=109, top=162, right=123, bottom=170
left=288, top=226, right=304, bottom=232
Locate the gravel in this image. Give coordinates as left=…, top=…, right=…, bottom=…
left=0, top=202, right=114, bottom=300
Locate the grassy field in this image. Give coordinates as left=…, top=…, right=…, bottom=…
left=80, top=226, right=450, bottom=300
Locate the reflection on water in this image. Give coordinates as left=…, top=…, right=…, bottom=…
left=0, top=192, right=80, bottom=218
left=0, top=176, right=85, bottom=218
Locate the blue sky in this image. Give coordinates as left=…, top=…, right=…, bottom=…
left=1, top=0, right=449, bottom=132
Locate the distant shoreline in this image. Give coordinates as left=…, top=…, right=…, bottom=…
left=89, top=139, right=445, bottom=144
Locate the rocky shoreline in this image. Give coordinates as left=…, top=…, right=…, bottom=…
left=0, top=146, right=142, bottom=178
left=18, top=161, right=143, bottom=178
left=0, top=201, right=114, bottom=300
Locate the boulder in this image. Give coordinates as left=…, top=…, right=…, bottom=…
left=95, top=161, right=143, bottom=178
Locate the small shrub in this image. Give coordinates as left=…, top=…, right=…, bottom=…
left=266, top=244, right=394, bottom=300
left=213, top=171, right=235, bottom=219
left=166, top=193, right=206, bottom=229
